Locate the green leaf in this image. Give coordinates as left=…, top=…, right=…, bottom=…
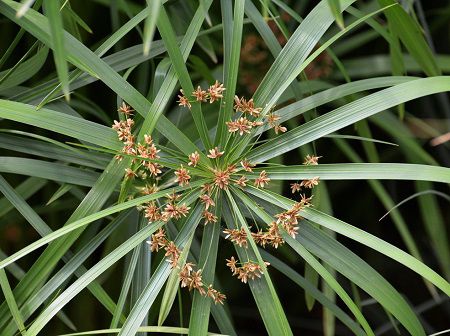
left=261, top=251, right=365, bottom=336
left=1, top=212, right=130, bottom=336
left=253, top=76, right=416, bottom=136
left=0, top=157, right=99, bottom=186
left=246, top=187, right=450, bottom=297
left=0, top=132, right=109, bottom=170
left=0, top=177, right=46, bottom=218
left=118, top=204, right=203, bottom=336
left=109, top=226, right=141, bottom=329
left=232, top=3, right=394, bottom=161
left=0, top=45, right=48, bottom=91
left=143, top=0, right=161, bottom=56
left=283, top=233, right=374, bottom=335
left=59, top=325, right=226, bottom=336
left=0, top=1, right=203, bottom=158
left=0, top=100, right=120, bottom=150
left=0, top=180, right=206, bottom=271
left=215, top=0, right=245, bottom=147
left=156, top=6, right=212, bottom=149
left=62, top=5, right=93, bottom=34
left=296, top=222, right=424, bottom=336
left=248, top=77, right=450, bottom=162
left=158, top=235, right=193, bottom=326
left=233, top=188, right=372, bottom=336
left=188, top=221, right=220, bottom=335
left=43, top=0, right=70, bottom=101
left=251, top=163, right=450, bottom=183
left=253, top=0, right=355, bottom=108
left=0, top=269, right=26, bottom=335
left=25, top=221, right=166, bottom=335
left=328, top=0, right=344, bottom=29
left=378, top=0, right=441, bottom=76
left=224, top=190, right=292, bottom=336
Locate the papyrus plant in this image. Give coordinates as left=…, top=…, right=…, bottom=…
left=0, top=0, right=449, bottom=335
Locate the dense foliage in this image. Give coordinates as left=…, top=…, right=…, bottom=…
left=0, top=0, right=449, bottom=335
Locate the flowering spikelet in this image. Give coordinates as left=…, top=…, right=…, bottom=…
left=276, top=207, right=301, bottom=238
left=207, top=147, right=224, bottom=159
left=118, top=102, right=134, bottom=116
left=267, top=113, right=287, bottom=134
left=201, top=183, right=212, bottom=194
left=213, top=169, right=230, bottom=190
left=146, top=162, right=162, bottom=177
left=144, top=134, right=153, bottom=145
left=179, top=262, right=225, bottom=303
left=235, top=175, right=248, bottom=187
left=112, top=119, right=133, bottom=141
left=223, top=228, right=248, bottom=248
left=208, top=80, right=225, bottom=103
left=241, top=160, right=255, bottom=172
left=179, top=262, right=195, bottom=288
left=199, top=194, right=215, bottom=210
left=177, top=89, right=191, bottom=109
left=267, top=222, right=284, bottom=248
left=162, top=203, right=190, bottom=220
left=175, top=165, right=191, bottom=186
left=188, top=151, right=200, bottom=167
left=233, top=96, right=262, bottom=116
left=252, top=230, right=272, bottom=247
left=166, top=192, right=181, bottom=204
left=144, top=201, right=161, bottom=222
left=192, top=86, right=207, bottom=102
left=274, top=124, right=287, bottom=134
left=202, top=210, right=218, bottom=224
left=290, top=183, right=302, bottom=193
left=207, top=285, right=227, bottom=304
left=303, top=154, right=321, bottom=165
left=226, top=256, right=238, bottom=275
left=299, top=194, right=313, bottom=206
left=226, top=117, right=252, bottom=135
left=254, top=170, right=270, bottom=188
left=146, top=228, right=167, bottom=252
left=164, top=241, right=181, bottom=268
left=140, top=184, right=159, bottom=195
left=266, top=113, right=280, bottom=126
left=300, top=176, right=320, bottom=189
left=226, top=257, right=270, bottom=283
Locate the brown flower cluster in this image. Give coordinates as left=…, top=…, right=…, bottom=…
left=223, top=227, right=248, bottom=248
left=226, top=97, right=286, bottom=136
left=146, top=228, right=180, bottom=267
left=222, top=197, right=311, bottom=283
left=112, top=104, right=163, bottom=180
left=143, top=193, right=190, bottom=224
left=147, top=230, right=226, bottom=304
left=291, top=155, right=321, bottom=193
left=177, top=80, right=226, bottom=109
left=224, top=196, right=312, bottom=253
left=179, top=263, right=226, bottom=304
left=226, top=256, right=270, bottom=283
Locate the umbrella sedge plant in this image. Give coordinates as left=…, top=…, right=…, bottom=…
left=0, top=0, right=449, bottom=335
